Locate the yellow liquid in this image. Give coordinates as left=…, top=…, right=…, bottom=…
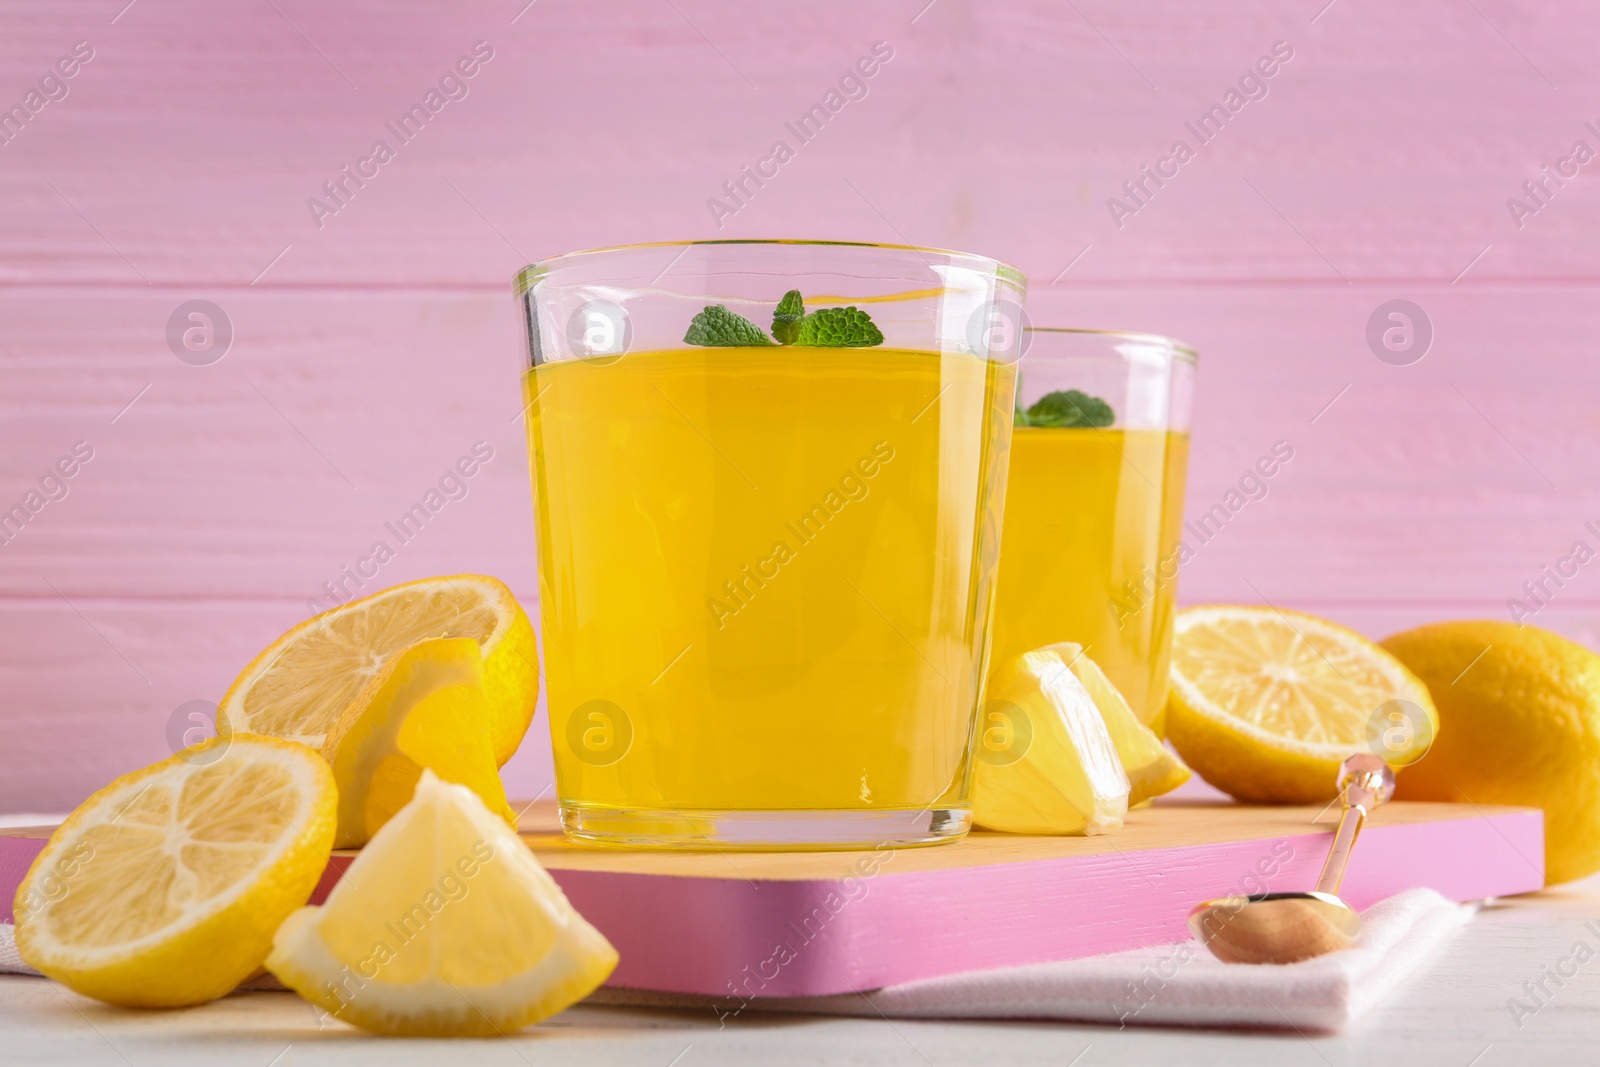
left=526, top=347, right=1015, bottom=814
left=989, top=428, right=1189, bottom=729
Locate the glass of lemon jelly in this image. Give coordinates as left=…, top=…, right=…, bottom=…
left=517, top=240, right=1024, bottom=848
left=990, top=329, right=1197, bottom=734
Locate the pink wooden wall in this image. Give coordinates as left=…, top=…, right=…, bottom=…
left=2, top=0, right=1596, bottom=811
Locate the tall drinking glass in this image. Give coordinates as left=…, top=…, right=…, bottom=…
left=518, top=241, right=1024, bottom=849
left=991, top=329, right=1196, bottom=732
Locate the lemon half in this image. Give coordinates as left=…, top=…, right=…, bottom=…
left=218, top=575, right=539, bottom=766
left=1166, top=605, right=1437, bottom=803
left=13, top=736, right=336, bottom=1007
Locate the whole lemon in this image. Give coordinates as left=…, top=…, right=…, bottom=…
left=1383, top=620, right=1600, bottom=885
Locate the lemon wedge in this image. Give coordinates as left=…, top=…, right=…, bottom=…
left=322, top=637, right=517, bottom=849
left=1050, top=642, right=1191, bottom=806
left=12, top=736, right=336, bottom=1007
left=218, top=575, right=539, bottom=766
left=1167, top=605, right=1437, bottom=803
left=972, top=646, right=1130, bottom=834
left=267, top=770, right=618, bottom=1036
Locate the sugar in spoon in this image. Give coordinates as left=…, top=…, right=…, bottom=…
left=1187, top=753, right=1396, bottom=965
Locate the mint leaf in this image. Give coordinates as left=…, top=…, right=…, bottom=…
left=792, top=306, right=884, bottom=347
left=1025, top=390, right=1115, bottom=428
left=772, top=289, right=805, bottom=345
left=684, top=305, right=772, bottom=347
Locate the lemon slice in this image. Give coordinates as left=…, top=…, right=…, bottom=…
left=12, top=736, right=336, bottom=1007
left=218, top=575, right=539, bottom=766
left=323, top=637, right=516, bottom=848
left=1167, top=605, right=1438, bottom=803
left=972, top=646, right=1130, bottom=834
left=1050, top=642, right=1191, bottom=806
left=267, top=770, right=618, bottom=1036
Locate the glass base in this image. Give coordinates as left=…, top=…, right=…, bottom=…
left=558, top=803, right=972, bottom=851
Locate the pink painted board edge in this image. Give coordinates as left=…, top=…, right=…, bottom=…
left=0, top=838, right=46, bottom=926
left=560, top=810, right=1543, bottom=998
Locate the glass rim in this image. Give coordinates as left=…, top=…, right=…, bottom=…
left=513, top=238, right=1028, bottom=297
left=1024, top=326, right=1199, bottom=366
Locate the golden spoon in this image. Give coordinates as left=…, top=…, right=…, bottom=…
left=1187, top=753, right=1396, bottom=964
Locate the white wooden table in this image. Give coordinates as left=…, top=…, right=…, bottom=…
left=5, top=874, right=1598, bottom=1066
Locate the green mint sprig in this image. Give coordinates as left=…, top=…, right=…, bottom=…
left=1016, top=389, right=1115, bottom=428
left=683, top=290, right=884, bottom=348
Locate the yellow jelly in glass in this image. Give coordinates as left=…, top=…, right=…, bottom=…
left=516, top=241, right=1025, bottom=848
left=989, top=330, right=1196, bottom=732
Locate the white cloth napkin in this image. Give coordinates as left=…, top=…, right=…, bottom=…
left=1, top=888, right=1472, bottom=1032
left=0, top=922, right=32, bottom=976
left=595, top=888, right=1475, bottom=1033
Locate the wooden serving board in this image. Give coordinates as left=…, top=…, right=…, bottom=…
left=1, top=800, right=1543, bottom=999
